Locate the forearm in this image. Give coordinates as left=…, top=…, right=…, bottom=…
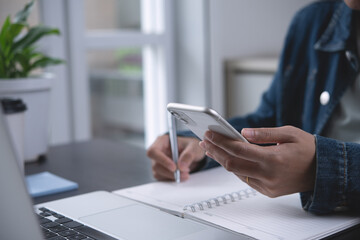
left=301, top=135, right=360, bottom=214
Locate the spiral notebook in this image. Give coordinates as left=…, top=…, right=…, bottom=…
left=113, top=167, right=360, bottom=240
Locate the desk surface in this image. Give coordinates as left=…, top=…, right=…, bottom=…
left=25, top=139, right=360, bottom=239
left=25, top=139, right=154, bottom=204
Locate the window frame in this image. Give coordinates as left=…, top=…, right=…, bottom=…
left=41, top=0, right=176, bottom=147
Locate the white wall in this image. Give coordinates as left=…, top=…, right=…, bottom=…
left=208, top=0, right=314, bottom=114
left=174, top=0, right=209, bottom=106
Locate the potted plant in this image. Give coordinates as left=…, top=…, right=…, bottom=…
left=0, top=0, right=63, bottom=162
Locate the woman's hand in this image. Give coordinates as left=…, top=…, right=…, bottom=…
left=147, top=135, right=206, bottom=181
left=199, top=126, right=316, bottom=197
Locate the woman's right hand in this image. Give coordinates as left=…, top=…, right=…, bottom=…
left=146, top=135, right=206, bottom=181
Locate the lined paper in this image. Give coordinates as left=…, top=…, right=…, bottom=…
left=114, top=167, right=360, bottom=240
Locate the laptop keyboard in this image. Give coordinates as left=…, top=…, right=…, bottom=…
left=37, top=207, right=117, bottom=240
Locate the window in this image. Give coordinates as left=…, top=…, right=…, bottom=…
left=85, top=0, right=141, bottom=30
left=88, top=48, right=144, bottom=146
left=41, top=0, right=175, bottom=147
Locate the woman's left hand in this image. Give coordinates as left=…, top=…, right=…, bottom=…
left=199, top=126, right=316, bottom=197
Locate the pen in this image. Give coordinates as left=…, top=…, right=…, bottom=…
left=167, top=111, right=180, bottom=183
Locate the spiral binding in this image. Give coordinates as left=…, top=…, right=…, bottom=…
left=183, top=188, right=257, bottom=213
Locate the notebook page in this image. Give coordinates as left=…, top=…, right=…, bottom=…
left=186, top=193, right=360, bottom=240
left=113, top=167, right=250, bottom=214
left=114, top=167, right=360, bottom=239
left=186, top=194, right=360, bottom=239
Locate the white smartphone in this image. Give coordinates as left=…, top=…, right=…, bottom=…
left=167, top=103, right=248, bottom=142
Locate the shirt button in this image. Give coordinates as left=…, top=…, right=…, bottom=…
left=320, top=91, right=330, bottom=105
left=345, top=50, right=359, bottom=71
left=345, top=51, right=353, bottom=61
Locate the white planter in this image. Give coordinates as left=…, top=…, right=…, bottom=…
left=4, top=110, right=25, bottom=172
left=0, top=74, right=52, bottom=162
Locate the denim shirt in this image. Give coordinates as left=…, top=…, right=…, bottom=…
left=181, top=0, right=360, bottom=214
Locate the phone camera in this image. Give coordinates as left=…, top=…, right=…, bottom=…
left=170, top=111, right=180, bottom=119
left=170, top=111, right=189, bottom=124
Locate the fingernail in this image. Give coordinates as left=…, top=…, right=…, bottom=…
left=199, top=141, right=206, bottom=149
left=205, top=131, right=213, bottom=140
left=242, top=128, right=255, bottom=139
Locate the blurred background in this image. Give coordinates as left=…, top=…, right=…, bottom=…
left=0, top=0, right=313, bottom=148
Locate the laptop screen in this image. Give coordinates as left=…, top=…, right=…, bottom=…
left=0, top=108, right=43, bottom=239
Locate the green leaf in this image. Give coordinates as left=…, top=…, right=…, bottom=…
left=16, top=53, right=31, bottom=74
left=29, top=56, right=64, bottom=71
left=8, top=23, right=26, bottom=41
left=12, top=25, right=60, bottom=53
left=0, top=19, right=26, bottom=64
left=0, top=0, right=64, bottom=78
left=3, top=23, right=26, bottom=56
left=0, top=16, right=11, bottom=50
left=0, top=54, right=5, bottom=77
left=12, top=46, right=38, bottom=76
left=14, top=0, right=34, bottom=24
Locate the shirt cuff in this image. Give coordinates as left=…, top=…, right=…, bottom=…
left=300, top=135, right=348, bottom=214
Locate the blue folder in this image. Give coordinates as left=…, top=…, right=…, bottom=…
left=25, top=171, right=79, bottom=198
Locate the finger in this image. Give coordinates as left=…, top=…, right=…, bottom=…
left=178, top=143, right=204, bottom=172
left=152, top=162, right=175, bottom=181
left=178, top=149, right=196, bottom=172
left=177, top=136, right=197, bottom=152
left=235, top=173, right=267, bottom=196
left=204, top=131, right=270, bottom=163
left=237, top=174, right=260, bottom=188
left=177, top=137, right=189, bottom=152
left=147, top=147, right=176, bottom=172
left=241, top=126, right=297, bottom=144
left=152, top=135, right=172, bottom=156
left=180, top=172, right=190, bottom=181
left=152, top=162, right=190, bottom=182
left=200, top=140, right=260, bottom=178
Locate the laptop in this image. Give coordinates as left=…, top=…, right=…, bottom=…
left=0, top=108, right=245, bottom=240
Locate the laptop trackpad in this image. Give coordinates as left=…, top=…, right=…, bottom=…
left=79, top=204, right=206, bottom=240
